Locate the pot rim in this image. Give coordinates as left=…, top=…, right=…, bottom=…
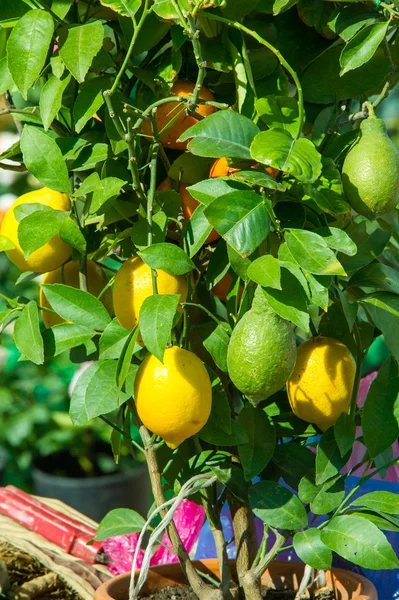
left=94, top=559, right=378, bottom=600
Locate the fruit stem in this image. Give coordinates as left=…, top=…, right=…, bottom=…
left=108, top=0, right=151, bottom=96
left=349, top=321, right=363, bottom=417
left=202, top=12, right=305, bottom=140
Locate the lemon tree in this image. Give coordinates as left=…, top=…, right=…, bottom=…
left=1, top=0, right=399, bottom=597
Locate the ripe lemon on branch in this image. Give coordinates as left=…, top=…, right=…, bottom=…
left=40, top=260, right=113, bottom=328
left=287, top=336, right=356, bottom=431
left=113, top=256, right=188, bottom=331
left=142, top=80, right=217, bottom=150
left=0, top=187, right=71, bottom=272
left=134, top=345, right=212, bottom=448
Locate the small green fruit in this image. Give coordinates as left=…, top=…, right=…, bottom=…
left=227, top=287, right=297, bottom=405
left=342, top=116, right=399, bottom=219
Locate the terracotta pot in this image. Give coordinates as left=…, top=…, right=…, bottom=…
left=94, top=559, right=377, bottom=600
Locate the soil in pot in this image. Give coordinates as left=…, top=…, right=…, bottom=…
left=33, top=442, right=150, bottom=522
left=140, top=583, right=336, bottom=600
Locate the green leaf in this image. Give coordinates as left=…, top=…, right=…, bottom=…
left=188, top=179, right=246, bottom=207
left=348, top=261, right=399, bottom=295
left=116, top=327, right=139, bottom=391
left=305, top=158, right=350, bottom=216
left=249, top=481, right=308, bottom=530
left=40, top=74, right=71, bottom=131
left=348, top=510, right=399, bottom=533
left=184, top=204, right=213, bottom=258
left=18, top=208, right=69, bottom=259
left=341, top=227, right=390, bottom=272
left=168, top=154, right=214, bottom=185
left=90, top=176, right=127, bottom=214
left=247, top=255, right=281, bottom=289
left=362, top=357, right=399, bottom=458
left=199, top=394, right=248, bottom=446
left=0, top=235, right=15, bottom=251
left=352, top=491, right=399, bottom=515
left=139, top=243, right=195, bottom=275
left=43, top=323, right=94, bottom=357
left=293, top=530, right=332, bottom=570
left=51, top=0, right=74, bottom=19
left=95, top=508, right=146, bottom=541
left=360, top=293, right=399, bottom=363
left=60, top=21, right=104, bottom=83
left=337, top=288, right=357, bottom=332
left=273, top=443, right=315, bottom=478
left=99, top=319, right=129, bottom=360
left=179, top=110, right=260, bottom=160
left=211, top=464, right=248, bottom=502
left=204, top=191, right=270, bottom=258
left=14, top=301, right=44, bottom=365
left=310, top=476, right=345, bottom=515
left=73, top=172, right=102, bottom=197
left=251, top=129, right=322, bottom=183
left=20, top=126, right=70, bottom=193
left=132, top=213, right=167, bottom=250
left=262, top=268, right=310, bottom=331
left=285, top=229, right=346, bottom=276
left=0, top=56, right=15, bottom=96
left=340, top=22, right=389, bottom=76
left=42, top=283, right=111, bottom=331
left=202, top=321, right=231, bottom=373
left=7, top=9, right=54, bottom=99
left=70, top=360, right=132, bottom=425
left=316, top=428, right=348, bottom=486
left=229, top=169, right=286, bottom=192
left=238, top=405, right=276, bottom=481
left=139, top=294, right=180, bottom=363
left=255, top=96, right=300, bottom=136
left=321, top=515, right=399, bottom=569
left=334, top=413, right=356, bottom=457
left=314, top=227, right=357, bottom=256
left=100, top=0, right=143, bottom=17
left=73, top=77, right=110, bottom=134
left=59, top=218, right=87, bottom=254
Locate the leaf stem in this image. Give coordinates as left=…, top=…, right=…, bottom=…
left=202, top=11, right=304, bottom=139
left=108, top=0, right=151, bottom=96
left=349, top=321, right=363, bottom=416
left=148, top=109, right=159, bottom=295
left=99, top=414, right=145, bottom=454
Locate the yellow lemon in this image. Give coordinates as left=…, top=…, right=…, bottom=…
left=0, top=187, right=72, bottom=272
left=40, top=260, right=113, bottom=328
left=287, top=336, right=356, bottom=431
left=113, top=256, right=188, bottom=331
left=134, top=345, right=212, bottom=448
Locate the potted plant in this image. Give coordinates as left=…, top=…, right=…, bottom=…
left=0, top=0, right=398, bottom=598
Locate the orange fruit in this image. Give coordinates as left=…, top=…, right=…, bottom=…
left=212, top=272, right=243, bottom=303
left=159, top=178, right=219, bottom=244
left=142, top=80, right=217, bottom=150
left=210, top=157, right=279, bottom=179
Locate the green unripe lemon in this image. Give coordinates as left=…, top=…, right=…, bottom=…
left=227, top=287, right=297, bottom=405
left=342, top=116, right=399, bottom=219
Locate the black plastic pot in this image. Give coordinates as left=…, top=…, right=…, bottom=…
left=32, top=466, right=150, bottom=522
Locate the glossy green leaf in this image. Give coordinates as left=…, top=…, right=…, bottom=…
left=0, top=235, right=15, bottom=251
left=139, top=294, right=180, bottom=363
left=95, top=508, right=146, bottom=541
left=14, top=301, right=44, bottom=365
left=362, top=357, right=399, bottom=458
left=70, top=360, right=133, bottom=425
left=316, top=428, right=349, bottom=486
left=251, top=129, right=322, bottom=183
left=43, top=323, right=95, bottom=357
left=90, top=176, right=127, bottom=214
left=211, top=464, right=248, bottom=502
left=238, top=405, right=276, bottom=481
left=60, top=21, right=104, bottom=83
left=334, top=413, right=356, bottom=458
left=184, top=204, right=214, bottom=258
left=20, top=126, right=70, bottom=193
left=51, top=0, right=74, bottom=19
left=59, top=218, right=87, bottom=254
left=305, top=158, right=350, bottom=216
left=42, top=283, right=111, bottom=331
left=180, top=110, right=260, bottom=159
left=262, top=268, right=310, bottom=331
left=341, top=227, right=390, bottom=273
left=202, top=321, right=231, bottom=373
left=314, top=227, right=357, bottom=256
left=285, top=229, right=346, bottom=276
left=40, top=74, right=71, bottom=131
left=321, top=515, right=399, bottom=569
left=7, top=9, right=54, bottom=99
left=199, top=390, right=248, bottom=445
left=204, top=191, right=270, bottom=258
left=255, top=95, right=300, bottom=136
left=99, top=319, right=129, bottom=360
left=293, top=529, right=332, bottom=570
left=168, top=154, right=214, bottom=185
left=273, top=443, right=315, bottom=478
left=18, top=208, right=69, bottom=259
left=152, top=0, right=188, bottom=19
left=247, top=255, right=281, bottom=289
left=352, top=491, right=399, bottom=515
left=0, top=56, right=15, bottom=95
left=73, top=77, right=111, bottom=134
left=249, top=481, right=308, bottom=530
left=311, top=476, right=345, bottom=515
left=360, top=293, right=399, bottom=363
left=139, top=243, right=195, bottom=275
left=340, top=22, right=389, bottom=76
left=348, top=262, right=399, bottom=295
left=229, top=169, right=286, bottom=192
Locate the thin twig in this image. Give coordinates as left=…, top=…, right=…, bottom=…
left=126, top=117, right=146, bottom=202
